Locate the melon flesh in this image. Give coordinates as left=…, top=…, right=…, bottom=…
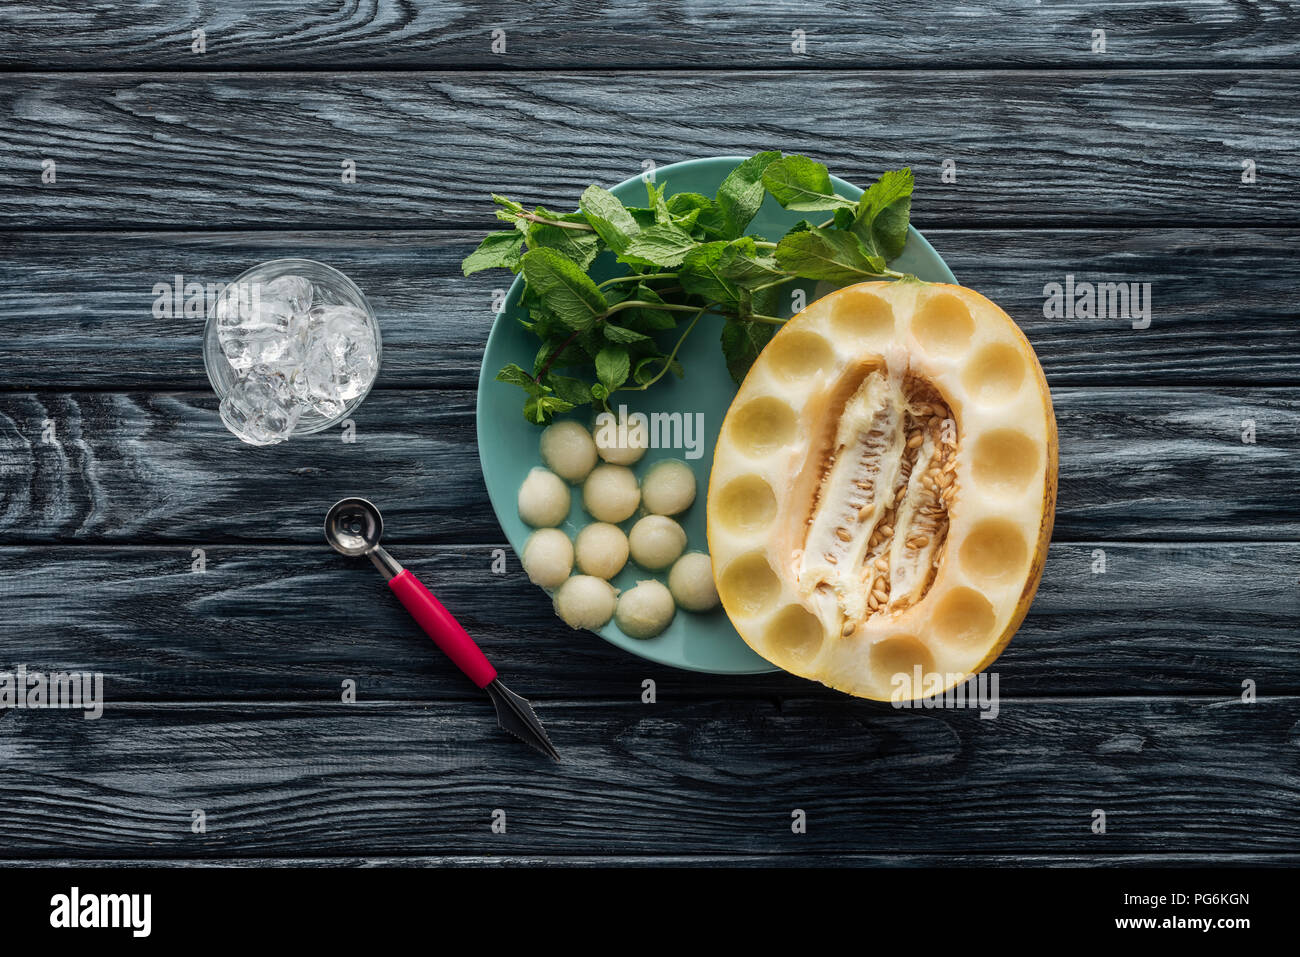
left=706, top=281, right=1057, bottom=701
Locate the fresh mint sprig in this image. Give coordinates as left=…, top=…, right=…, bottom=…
left=464, top=153, right=915, bottom=424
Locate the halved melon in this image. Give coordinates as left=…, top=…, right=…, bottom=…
left=706, top=281, right=1057, bottom=701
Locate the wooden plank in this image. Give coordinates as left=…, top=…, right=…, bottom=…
left=0, top=388, right=1295, bottom=545
left=1, top=2, right=1297, bottom=69
left=0, top=231, right=486, bottom=391
left=0, top=72, right=1295, bottom=229
left=0, top=541, right=1295, bottom=699
left=1, top=228, right=1296, bottom=391
left=0, top=698, right=1295, bottom=857
left=6, top=853, right=1298, bottom=867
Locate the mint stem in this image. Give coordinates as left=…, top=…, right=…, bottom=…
left=748, top=276, right=796, bottom=294
left=534, top=329, right=582, bottom=382
left=603, top=299, right=703, bottom=318
left=514, top=211, right=595, bottom=231
left=597, top=272, right=678, bottom=289
left=616, top=305, right=709, bottom=393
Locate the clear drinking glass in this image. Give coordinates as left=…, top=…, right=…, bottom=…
left=202, top=258, right=382, bottom=435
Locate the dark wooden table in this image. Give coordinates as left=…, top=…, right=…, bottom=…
left=1, top=2, right=1297, bottom=867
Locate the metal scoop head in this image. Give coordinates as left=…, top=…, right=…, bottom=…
left=325, top=497, right=402, bottom=578
left=324, top=497, right=384, bottom=557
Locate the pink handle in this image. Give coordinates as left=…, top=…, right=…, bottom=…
left=387, top=569, right=498, bottom=688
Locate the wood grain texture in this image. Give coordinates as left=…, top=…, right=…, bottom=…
left=0, top=543, right=1295, bottom=700
left=1, top=1, right=1297, bottom=69
left=1, top=228, right=1296, bottom=391
left=0, top=72, right=1295, bottom=229
left=1, top=697, right=1295, bottom=858
left=11, top=853, right=1300, bottom=867
left=0, top=388, right=1294, bottom=544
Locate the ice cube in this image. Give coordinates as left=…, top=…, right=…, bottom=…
left=303, top=305, right=378, bottom=402
left=216, top=292, right=298, bottom=375
left=282, top=365, right=347, bottom=421
left=219, top=366, right=302, bottom=446
left=309, top=392, right=348, bottom=420
left=261, top=275, right=313, bottom=315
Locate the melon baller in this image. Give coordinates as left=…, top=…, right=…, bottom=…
left=324, top=497, right=560, bottom=762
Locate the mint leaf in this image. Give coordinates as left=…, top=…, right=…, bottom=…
left=738, top=282, right=781, bottom=322
left=717, top=236, right=787, bottom=288
left=595, top=344, right=630, bottom=391
left=526, top=222, right=601, bottom=270
left=579, top=185, right=640, bottom=253
left=679, top=241, right=740, bottom=306
left=523, top=391, right=574, bottom=424
left=624, top=206, right=658, bottom=230
left=497, top=362, right=535, bottom=389
left=646, top=181, right=673, bottom=224
left=520, top=248, right=608, bottom=332
left=533, top=334, right=590, bottom=375
left=633, top=355, right=664, bottom=385
left=623, top=284, right=680, bottom=332
left=667, top=192, right=728, bottom=238
left=462, top=230, right=525, bottom=276
left=775, top=227, right=887, bottom=283
left=716, top=151, right=781, bottom=238
left=547, top=374, right=594, bottom=407
left=620, top=222, right=698, bottom=268
left=500, top=362, right=575, bottom=423
left=720, top=318, right=775, bottom=384
left=491, top=194, right=523, bottom=214
left=632, top=353, right=683, bottom=385
left=762, top=155, right=856, bottom=211
left=532, top=338, right=558, bottom=375
left=532, top=205, right=589, bottom=223
left=603, top=323, right=653, bottom=344
left=852, top=168, right=913, bottom=260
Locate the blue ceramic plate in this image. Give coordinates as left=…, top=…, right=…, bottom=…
left=476, top=156, right=956, bottom=674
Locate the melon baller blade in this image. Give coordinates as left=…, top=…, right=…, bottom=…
left=324, top=497, right=560, bottom=762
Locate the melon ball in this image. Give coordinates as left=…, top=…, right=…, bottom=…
left=539, top=420, right=598, bottom=482
left=521, top=528, right=573, bottom=589
left=553, top=575, right=617, bottom=630
left=574, top=522, right=629, bottom=579
left=668, top=552, right=720, bottom=612
left=615, top=580, right=676, bottom=639
left=583, top=464, right=640, bottom=523
left=517, top=467, right=570, bottom=527
left=593, top=416, right=648, bottom=466
left=628, top=515, right=687, bottom=570
left=640, top=459, right=697, bottom=516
